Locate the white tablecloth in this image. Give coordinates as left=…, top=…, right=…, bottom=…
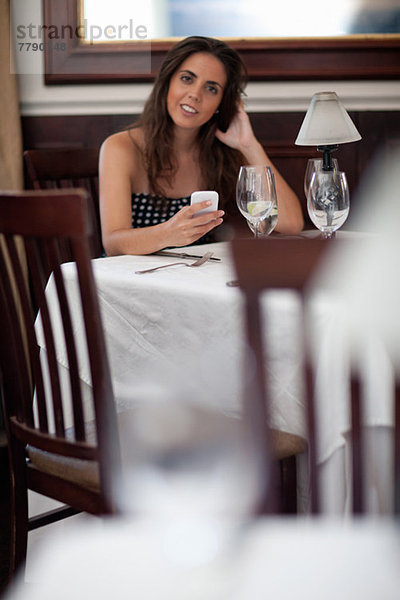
left=37, top=242, right=307, bottom=436
left=34, top=239, right=395, bottom=515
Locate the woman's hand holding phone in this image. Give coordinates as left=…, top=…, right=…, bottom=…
left=161, top=193, right=223, bottom=247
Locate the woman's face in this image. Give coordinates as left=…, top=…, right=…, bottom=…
left=166, top=52, right=227, bottom=131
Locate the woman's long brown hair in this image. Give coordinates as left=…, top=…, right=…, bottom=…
left=131, top=36, right=248, bottom=211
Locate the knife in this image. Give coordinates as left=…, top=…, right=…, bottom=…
left=154, top=250, right=221, bottom=262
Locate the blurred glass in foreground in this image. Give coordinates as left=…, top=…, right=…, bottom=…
left=115, top=372, right=264, bottom=566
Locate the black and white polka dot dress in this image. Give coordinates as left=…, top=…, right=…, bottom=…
left=131, top=193, right=213, bottom=245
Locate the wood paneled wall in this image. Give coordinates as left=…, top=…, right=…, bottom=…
left=21, top=111, right=400, bottom=227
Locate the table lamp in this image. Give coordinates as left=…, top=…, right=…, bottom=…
left=295, top=91, right=361, bottom=170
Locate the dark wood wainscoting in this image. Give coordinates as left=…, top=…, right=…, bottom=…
left=21, top=111, right=400, bottom=227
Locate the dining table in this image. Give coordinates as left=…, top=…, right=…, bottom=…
left=30, top=233, right=395, bottom=522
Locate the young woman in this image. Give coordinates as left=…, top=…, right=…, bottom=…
left=99, top=36, right=304, bottom=256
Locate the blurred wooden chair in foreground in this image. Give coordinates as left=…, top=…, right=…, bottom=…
left=232, top=236, right=400, bottom=515
left=232, top=237, right=331, bottom=514
left=23, top=148, right=103, bottom=259
left=0, top=189, right=121, bottom=578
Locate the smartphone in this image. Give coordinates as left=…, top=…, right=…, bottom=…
left=190, top=191, right=219, bottom=214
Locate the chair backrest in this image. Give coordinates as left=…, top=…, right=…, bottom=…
left=232, top=236, right=400, bottom=515
left=0, top=189, right=120, bottom=515
left=23, top=148, right=103, bottom=259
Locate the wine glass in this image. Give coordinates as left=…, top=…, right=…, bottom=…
left=307, top=170, right=350, bottom=238
left=236, top=165, right=277, bottom=237
left=246, top=190, right=278, bottom=237
left=304, top=158, right=338, bottom=202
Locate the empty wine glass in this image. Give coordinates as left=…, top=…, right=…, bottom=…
left=307, top=170, right=350, bottom=238
left=304, top=158, right=338, bottom=201
left=236, top=165, right=277, bottom=237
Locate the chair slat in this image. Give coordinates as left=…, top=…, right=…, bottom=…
left=3, top=236, right=39, bottom=427
left=0, top=241, right=34, bottom=426
left=26, top=238, right=65, bottom=437
left=302, top=314, right=320, bottom=514
left=72, top=236, right=120, bottom=496
left=350, top=376, right=364, bottom=514
left=47, top=238, right=86, bottom=442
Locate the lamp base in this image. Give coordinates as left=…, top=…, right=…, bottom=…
left=317, top=144, right=339, bottom=171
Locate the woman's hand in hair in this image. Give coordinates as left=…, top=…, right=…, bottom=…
left=215, top=103, right=256, bottom=153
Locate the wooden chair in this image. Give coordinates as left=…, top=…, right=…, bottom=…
left=231, top=236, right=332, bottom=514
left=23, top=148, right=103, bottom=259
left=232, top=236, right=400, bottom=515
left=0, top=189, right=121, bottom=577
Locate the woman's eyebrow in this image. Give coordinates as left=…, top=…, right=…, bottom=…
left=179, top=69, right=223, bottom=89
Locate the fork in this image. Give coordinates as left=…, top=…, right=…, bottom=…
left=135, top=251, right=214, bottom=274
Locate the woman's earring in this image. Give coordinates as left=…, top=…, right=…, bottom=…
left=215, top=109, right=219, bottom=114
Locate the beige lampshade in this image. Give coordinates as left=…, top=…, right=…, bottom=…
left=295, top=91, right=361, bottom=146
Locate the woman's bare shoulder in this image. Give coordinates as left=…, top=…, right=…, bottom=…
left=100, top=129, right=146, bottom=175
left=100, top=129, right=143, bottom=156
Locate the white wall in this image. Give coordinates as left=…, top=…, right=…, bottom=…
left=11, top=0, right=400, bottom=116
